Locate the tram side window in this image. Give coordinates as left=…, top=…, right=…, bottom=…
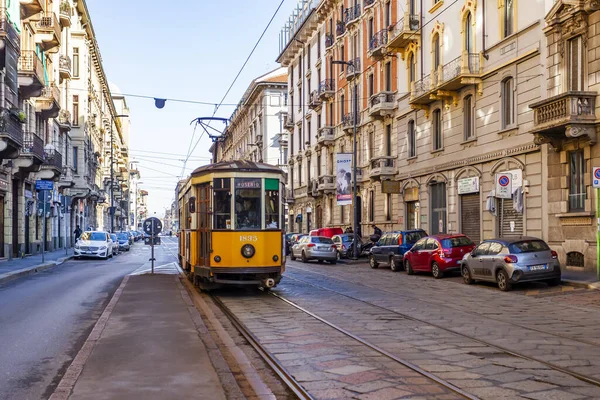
left=235, top=178, right=261, bottom=230
left=265, top=178, right=280, bottom=229
left=214, top=178, right=232, bottom=229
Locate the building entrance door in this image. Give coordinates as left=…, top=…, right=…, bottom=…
left=460, top=193, right=480, bottom=244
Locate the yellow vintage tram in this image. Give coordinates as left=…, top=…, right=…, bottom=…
left=178, top=161, right=286, bottom=289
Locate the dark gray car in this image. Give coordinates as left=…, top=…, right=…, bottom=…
left=460, top=237, right=561, bottom=291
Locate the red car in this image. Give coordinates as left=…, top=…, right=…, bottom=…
left=403, top=234, right=475, bottom=279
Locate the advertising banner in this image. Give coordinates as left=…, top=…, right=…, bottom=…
left=336, top=153, right=352, bottom=206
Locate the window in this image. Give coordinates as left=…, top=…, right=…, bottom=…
left=385, top=125, right=392, bottom=156
left=463, top=95, right=474, bottom=140
left=385, top=2, right=391, bottom=27
left=501, top=77, right=514, bottom=128
left=73, top=95, right=79, bottom=126
left=504, top=0, right=514, bottom=38
left=432, top=109, right=442, bottom=150
left=568, top=36, right=584, bottom=91
left=406, top=201, right=419, bottom=230
left=385, top=193, right=392, bottom=220
left=290, top=166, right=294, bottom=190
left=368, top=74, right=374, bottom=98
left=307, top=158, right=311, bottom=182
left=73, top=48, right=79, bottom=78
left=73, top=146, right=78, bottom=173
left=433, top=35, right=441, bottom=71
left=465, top=13, right=473, bottom=53
left=368, top=131, right=374, bottom=158
left=306, top=44, right=310, bottom=67
left=341, top=93, right=345, bottom=116
left=235, top=179, right=261, bottom=229
left=298, top=162, right=302, bottom=186
left=265, top=179, right=280, bottom=229
left=214, top=178, right=232, bottom=229
left=408, top=53, right=416, bottom=87
left=567, top=251, right=585, bottom=268
left=368, top=190, right=375, bottom=222
left=408, top=120, right=416, bottom=158
left=368, top=18, right=374, bottom=45
left=340, top=44, right=345, bottom=71
left=317, top=154, right=322, bottom=176
left=385, top=62, right=392, bottom=91
left=317, top=32, right=321, bottom=58
left=569, top=150, right=586, bottom=211
left=307, top=121, right=311, bottom=146
left=329, top=198, right=333, bottom=224
left=430, top=181, right=446, bottom=234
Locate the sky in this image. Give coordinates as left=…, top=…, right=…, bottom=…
left=86, top=0, right=297, bottom=217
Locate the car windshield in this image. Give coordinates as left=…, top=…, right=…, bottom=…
left=118, top=233, right=129, bottom=240
left=405, top=231, right=427, bottom=244
left=441, top=236, right=474, bottom=248
left=110, top=234, right=117, bottom=240
left=312, top=237, right=333, bottom=244
left=81, top=232, right=106, bottom=241
left=342, top=236, right=353, bottom=242
left=509, top=240, right=550, bottom=253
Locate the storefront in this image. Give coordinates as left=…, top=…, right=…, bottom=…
left=457, top=176, right=480, bottom=244
left=429, top=181, right=447, bottom=235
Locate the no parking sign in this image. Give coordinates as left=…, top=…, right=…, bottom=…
left=593, top=167, right=600, bottom=188
left=495, top=173, right=513, bottom=199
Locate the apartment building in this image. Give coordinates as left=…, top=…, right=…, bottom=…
left=0, top=0, right=129, bottom=258
left=278, top=0, right=552, bottom=253
left=217, top=68, right=288, bottom=168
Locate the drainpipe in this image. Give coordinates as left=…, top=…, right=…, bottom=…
left=482, top=0, right=489, bottom=60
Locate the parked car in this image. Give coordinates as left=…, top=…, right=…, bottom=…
left=403, top=234, right=475, bottom=278
left=74, top=231, right=113, bottom=260
left=288, top=233, right=307, bottom=251
left=290, top=236, right=337, bottom=264
left=285, top=232, right=298, bottom=255
left=109, top=234, right=120, bottom=256
left=460, top=237, right=561, bottom=291
left=332, top=233, right=359, bottom=259
left=368, top=230, right=428, bottom=271
left=309, top=227, right=344, bottom=238
left=117, top=232, right=131, bottom=251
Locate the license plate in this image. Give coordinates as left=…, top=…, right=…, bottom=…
left=318, top=246, right=329, bottom=250
left=528, top=264, right=547, bottom=271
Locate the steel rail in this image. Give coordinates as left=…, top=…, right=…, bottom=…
left=283, top=273, right=600, bottom=389
left=209, top=294, right=314, bottom=400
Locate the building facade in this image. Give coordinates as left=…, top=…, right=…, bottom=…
left=0, top=0, right=129, bottom=259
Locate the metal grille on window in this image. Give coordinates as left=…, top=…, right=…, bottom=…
left=567, top=251, right=585, bottom=268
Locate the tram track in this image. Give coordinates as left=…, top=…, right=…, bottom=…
left=281, top=272, right=600, bottom=390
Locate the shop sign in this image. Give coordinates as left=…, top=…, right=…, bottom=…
left=495, top=173, right=512, bottom=199
left=404, top=187, right=419, bottom=202
left=382, top=180, right=401, bottom=194
left=457, top=177, right=479, bottom=194
left=0, top=178, right=9, bottom=192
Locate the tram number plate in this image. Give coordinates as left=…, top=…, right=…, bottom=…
left=240, top=235, right=258, bottom=242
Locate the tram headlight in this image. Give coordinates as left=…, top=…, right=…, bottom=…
left=273, top=255, right=279, bottom=262
left=214, top=255, right=221, bottom=263
left=241, top=244, right=255, bottom=258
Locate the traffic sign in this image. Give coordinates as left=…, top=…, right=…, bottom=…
left=35, top=180, right=53, bottom=191
left=495, top=173, right=512, bottom=199
left=143, top=217, right=163, bottom=235
left=593, top=167, right=600, bottom=188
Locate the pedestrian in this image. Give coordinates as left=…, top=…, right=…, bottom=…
left=74, top=225, right=82, bottom=241
left=371, top=224, right=382, bottom=236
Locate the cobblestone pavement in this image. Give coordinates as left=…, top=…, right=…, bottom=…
left=213, top=260, right=600, bottom=399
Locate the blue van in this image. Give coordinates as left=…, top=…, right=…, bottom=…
left=369, top=230, right=428, bottom=271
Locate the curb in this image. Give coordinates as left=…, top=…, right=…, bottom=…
left=0, top=255, right=74, bottom=285
left=562, top=279, right=600, bottom=290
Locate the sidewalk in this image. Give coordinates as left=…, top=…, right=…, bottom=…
left=0, top=248, right=73, bottom=285
left=50, top=273, right=227, bottom=400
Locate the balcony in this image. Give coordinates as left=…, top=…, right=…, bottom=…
left=410, top=53, right=482, bottom=106
left=59, top=55, right=72, bottom=80
left=285, top=188, right=294, bottom=204
left=310, top=179, right=319, bottom=197
left=369, top=91, right=396, bottom=118
left=346, top=57, right=360, bottom=80
left=0, top=8, right=20, bottom=49
left=34, top=12, right=61, bottom=53
left=308, top=90, right=322, bottom=110
left=351, top=168, right=366, bottom=185
left=325, top=33, right=334, bottom=48
left=0, top=109, right=23, bottom=160
left=40, top=149, right=63, bottom=180
left=277, top=132, right=288, bottom=146
left=18, top=50, right=44, bottom=99
left=293, top=186, right=308, bottom=199
left=529, top=91, right=599, bottom=148
left=387, top=14, right=420, bottom=51
left=35, top=83, right=61, bottom=119
left=59, top=1, right=72, bottom=27
left=344, top=4, right=361, bottom=27
left=318, top=79, right=335, bottom=99
left=20, top=0, right=45, bottom=20
left=316, top=126, right=334, bottom=146
left=342, top=112, right=360, bottom=132
left=318, top=175, right=336, bottom=194
left=369, top=156, right=396, bottom=180
left=254, top=134, right=263, bottom=146
left=15, top=132, right=44, bottom=172
left=284, top=115, right=294, bottom=131
left=57, top=109, right=72, bottom=132
left=335, top=20, right=346, bottom=36
left=58, top=166, right=75, bottom=188
left=368, top=30, right=388, bottom=59
left=364, top=0, right=375, bottom=8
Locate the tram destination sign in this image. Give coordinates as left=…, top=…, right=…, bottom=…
left=143, top=217, right=163, bottom=235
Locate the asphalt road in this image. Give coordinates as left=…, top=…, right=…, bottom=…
left=0, top=238, right=177, bottom=400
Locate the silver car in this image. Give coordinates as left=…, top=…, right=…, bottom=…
left=460, top=237, right=561, bottom=291
left=290, top=236, right=337, bottom=264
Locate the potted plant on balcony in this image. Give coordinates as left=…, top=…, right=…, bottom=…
left=9, top=108, right=26, bottom=123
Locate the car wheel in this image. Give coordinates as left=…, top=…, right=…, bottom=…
left=337, top=251, right=342, bottom=260
left=390, top=257, right=401, bottom=272
left=497, top=270, right=512, bottom=291
left=301, top=251, right=308, bottom=263
left=462, top=266, right=474, bottom=285
left=290, top=252, right=296, bottom=261
left=405, top=260, right=414, bottom=275
left=369, top=255, right=379, bottom=269
left=431, top=262, right=443, bottom=279
left=547, top=276, right=561, bottom=287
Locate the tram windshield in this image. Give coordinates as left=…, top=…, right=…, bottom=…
left=213, top=178, right=232, bottom=229
left=265, top=178, right=279, bottom=229
left=235, top=178, right=261, bottom=230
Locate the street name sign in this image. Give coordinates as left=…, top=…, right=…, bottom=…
left=35, top=180, right=53, bottom=191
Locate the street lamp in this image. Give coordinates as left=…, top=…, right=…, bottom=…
left=331, top=59, right=359, bottom=259
left=110, top=113, right=129, bottom=233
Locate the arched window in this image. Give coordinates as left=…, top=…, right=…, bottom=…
left=501, top=77, right=515, bottom=129
left=567, top=252, right=585, bottom=268
left=408, top=120, right=416, bottom=158
left=465, top=13, right=473, bottom=53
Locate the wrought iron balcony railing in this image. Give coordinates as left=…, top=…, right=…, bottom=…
left=344, top=4, right=361, bottom=25
left=369, top=30, right=388, bottom=52
left=325, top=33, right=334, bottom=48
left=43, top=149, right=63, bottom=170
left=0, top=109, right=23, bottom=147
left=21, top=132, right=44, bottom=159
left=336, top=20, right=346, bottom=36
left=346, top=57, right=360, bottom=78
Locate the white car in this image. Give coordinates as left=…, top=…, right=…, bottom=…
left=74, top=231, right=114, bottom=259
